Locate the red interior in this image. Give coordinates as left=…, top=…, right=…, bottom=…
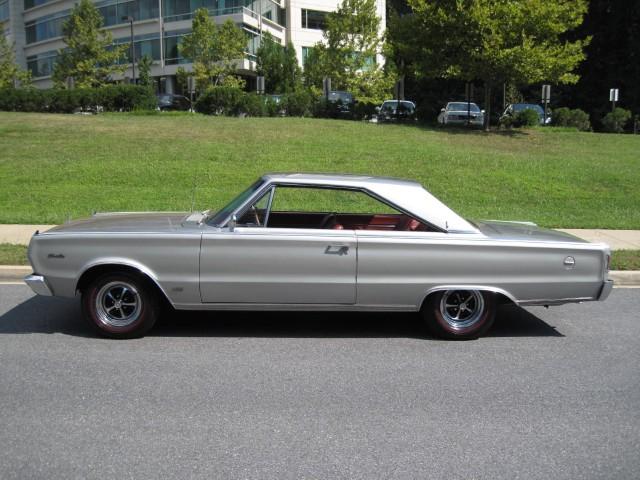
left=267, top=212, right=433, bottom=231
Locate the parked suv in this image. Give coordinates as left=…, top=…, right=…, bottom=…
left=326, top=90, right=355, bottom=116
left=156, top=94, right=192, bottom=112
left=377, top=100, right=417, bottom=122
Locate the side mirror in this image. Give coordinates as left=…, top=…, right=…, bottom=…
left=375, top=106, right=381, bottom=113
left=228, top=214, right=237, bottom=232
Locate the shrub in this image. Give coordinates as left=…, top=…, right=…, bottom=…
left=236, top=93, right=265, bottom=117
left=602, top=108, right=631, bottom=133
left=352, top=99, right=378, bottom=121
left=0, top=85, right=156, bottom=113
left=552, top=107, right=591, bottom=131
left=194, top=86, right=245, bottom=115
left=513, top=108, right=540, bottom=127
left=281, top=90, right=313, bottom=117
left=264, top=97, right=282, bottom=117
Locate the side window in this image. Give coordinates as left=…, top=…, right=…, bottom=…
left=237, top=188, right=272, bottom=227
left=270, top=187, right=397, bottom=215
left=266, top=186, right=429, bottom=231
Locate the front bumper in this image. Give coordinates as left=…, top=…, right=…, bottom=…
left=446, top=117, right=484, bottom=126
left=24, top=274, right=53, bottom=296
left=598, top=279, right=614, bottom=301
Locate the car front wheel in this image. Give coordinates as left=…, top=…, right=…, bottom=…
left=423, top=289, right=496, bottom=340
left=82, top=272, right=159, bottom=339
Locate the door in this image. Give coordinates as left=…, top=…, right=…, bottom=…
left=200, top=227, right=356, bottom=304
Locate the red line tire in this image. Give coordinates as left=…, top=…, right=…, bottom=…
left=81, top=271, right=159, bottom=339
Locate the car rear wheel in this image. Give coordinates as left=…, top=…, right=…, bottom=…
left=423, top=289, right=496, bottom=340
left=82, top=272, right=159, bottom=339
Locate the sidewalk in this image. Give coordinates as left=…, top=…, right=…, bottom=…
left=2, top=224, right=640, bottom=250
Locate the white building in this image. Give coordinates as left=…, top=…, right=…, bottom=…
left=0, top=0, right=386, bottom=92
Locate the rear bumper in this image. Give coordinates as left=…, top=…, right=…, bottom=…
left=598, top=279, right=614, bottom=301
left=24, top=274, right=53, bottom=296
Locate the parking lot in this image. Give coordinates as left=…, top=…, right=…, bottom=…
left=0, top=285, right=638, bottom=479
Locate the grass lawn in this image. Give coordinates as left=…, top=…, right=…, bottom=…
left=2, top=243, right=638, bottom=270
left=0, top=112, right=639, bottom=228
left=0, top=244, right=27, bottom=265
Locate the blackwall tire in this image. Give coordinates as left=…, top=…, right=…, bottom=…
left=81, top=271, right=159, bottom=339
left=423, top=290, right=496, bottom=340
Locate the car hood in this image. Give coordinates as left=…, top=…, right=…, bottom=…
left=44, top=212, right=194, bottom=234
left=472, top=220, right=589, bottom=244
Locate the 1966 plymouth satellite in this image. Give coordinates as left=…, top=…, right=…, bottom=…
left=25, top=173, right=613, bottom=340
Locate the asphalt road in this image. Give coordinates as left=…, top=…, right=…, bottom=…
left=0, top=284, right=638, bottom=480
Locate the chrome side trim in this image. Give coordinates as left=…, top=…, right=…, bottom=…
left=24, top=274, right=53, bottom=296
left=421, top=285, right=520, bottom=305
left=173, top=303, right=417, bottom=312
left=519, top=297, right=594, bottom=306
left=75, top=259, right=173, bottom=305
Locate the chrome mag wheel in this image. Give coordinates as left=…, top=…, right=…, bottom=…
left=95, top=281, right=142, bottom=328
left=439, top=290, right=485, bottom=330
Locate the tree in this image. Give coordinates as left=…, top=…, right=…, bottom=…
left=256, top=33, right=301, bottom=93
left=137, top=54, right=153, bottom=88
left=179, top=10, right=246, bottom=88
left=0, top=26, right=31, bottom=88
left=52, top=0, right=127, bottom=88
left=403, top=0, right=590, bottom=129
left=566, top=1, right=640, bottom=128
left=305, top=0, right=392, bottom=101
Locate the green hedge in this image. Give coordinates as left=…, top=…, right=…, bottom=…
left=602, top=108, right=632, bottom=133
left=0, top=85, right=156, bottom=113
left=552, top=107, right=591, bottom=131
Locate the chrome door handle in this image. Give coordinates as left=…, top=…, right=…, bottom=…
left=325, top=245, right=349, bottom=255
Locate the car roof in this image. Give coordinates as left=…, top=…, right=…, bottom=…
left=261, top=173, right=478, bottom=233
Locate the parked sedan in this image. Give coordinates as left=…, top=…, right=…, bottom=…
left=377, top=100, right=417, bottom=122
left=25, top=173, right=612, bottom=340
left=501, top=103, right=551, bottom=125
left=156, top=94, right=191, bottom=112
left=437, top=101, right=485, bottom=127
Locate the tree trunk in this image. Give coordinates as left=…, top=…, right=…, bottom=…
left=484, top=81, right=492, bottom=131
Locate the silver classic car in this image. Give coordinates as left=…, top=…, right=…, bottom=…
left=25, top=173, right=613, bottom=340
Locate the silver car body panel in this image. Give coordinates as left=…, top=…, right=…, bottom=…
left=26, top=174, right=612, bottom=311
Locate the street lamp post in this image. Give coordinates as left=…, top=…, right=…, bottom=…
left=122, top=16, right=135, bottom=84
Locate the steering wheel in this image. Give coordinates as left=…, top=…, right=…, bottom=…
left=319, top=212, right=337, bottom=229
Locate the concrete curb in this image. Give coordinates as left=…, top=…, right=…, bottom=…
left=0, top=266, right=31, bottom=281
left=1, top=266, right=639, bottom=287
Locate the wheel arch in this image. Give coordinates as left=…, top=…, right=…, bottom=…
left=420, top=285, right=518, bottom=310
left=76, top=260, right=173, bottom=307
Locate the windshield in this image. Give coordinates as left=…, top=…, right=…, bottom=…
left=448, top=102, right=480, bottom=112
left=513, top=104, right=543, bottom=114
left=382, top=101, right=415, bottom=112
left=328, top=91, right=353, bottom=103
left=157, top=95, right=173, bottom=102
left=208, top=179, right=265, bottom=226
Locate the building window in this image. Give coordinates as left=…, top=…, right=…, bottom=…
left=26, top=50, right=57, bottom=78
left=301, top=46, right=313, bottom=66
left=301, top=9, right=327, bottom=30
left=24, top=0, right=54, bottom=10
left=0, top=0, right=9, bottom=22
